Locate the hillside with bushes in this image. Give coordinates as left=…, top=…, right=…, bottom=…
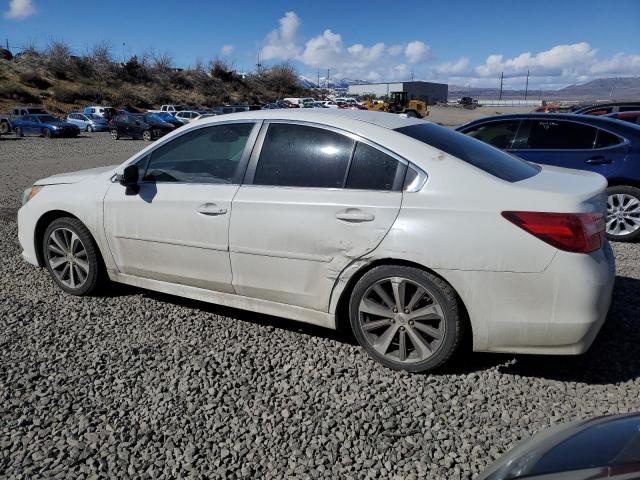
left=0, top=42, right=309, bottom=114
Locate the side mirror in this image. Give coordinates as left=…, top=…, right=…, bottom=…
left=115, top=164, right=139, bottom=188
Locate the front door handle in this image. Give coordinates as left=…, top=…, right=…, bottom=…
left=196, top=203, right=227, bottom=216
left=585, top=156, right=613, bottom=165
left=335, top=208, right=375, bottom=223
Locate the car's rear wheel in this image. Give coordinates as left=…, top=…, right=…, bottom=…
left=110, top=128, right=119, bottom=140
left=142, top=130, right=152, bottom=141
left=14, top=126, right=23, bottom=137
left=606, top=186, right=640, bottom=242
left=42, top=217, right=104, bottom=295
left=0, top=121, right=10, bottom=135
left=42, top=128, right=52, bottom=138
left=349, top=265, right=463, bottom=372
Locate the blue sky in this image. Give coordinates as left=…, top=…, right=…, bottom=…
left=2, top=0, right=639, bottom=89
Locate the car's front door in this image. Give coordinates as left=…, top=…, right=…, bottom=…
left=510, top=119, right=628, bottom=177
left=229, top=121, right=405, bottom=311
left=103, top=121, right=259, bottom=292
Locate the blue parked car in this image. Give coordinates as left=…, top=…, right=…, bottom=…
left=66, top=112, right=109, bottom=132
left=13, top=114, right=80, bottom=139
left=457, top=113, right=640, bottom=241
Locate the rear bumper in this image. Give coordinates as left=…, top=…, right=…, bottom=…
left=437, top=242, right=616, bottom=355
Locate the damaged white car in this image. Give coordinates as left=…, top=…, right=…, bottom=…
left=18, top=109, right=615, bottom=372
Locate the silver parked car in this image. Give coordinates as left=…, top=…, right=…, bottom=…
left=66, top=112, right=109, bottom=132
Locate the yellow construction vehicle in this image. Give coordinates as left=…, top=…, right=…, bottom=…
left=366, top=91, right=428, bottom=118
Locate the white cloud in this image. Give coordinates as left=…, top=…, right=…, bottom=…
left=4, top=0, right=36, bottom=19
left=405, top=41, right=432, bottom=64
left=434, top=57, right=470, bottom=75
left=220, top=44, right=234, bottom=56
left=260, top=11, right=302, bottom=61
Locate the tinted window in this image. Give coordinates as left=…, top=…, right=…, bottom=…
left=526, top=120, right=597, bottom=149
left=346, top=142, right=400, bottom=191
left=464, top=120, right=520, bottom=149
left=144, top=123, right=254, bottom=183
left=619, top=106, right=640, bottom=112
left=594, top=129, right=623, bottom=149
left=396, top=123, right=539, bottom=182
left=254, top=124, right=354, bottom=188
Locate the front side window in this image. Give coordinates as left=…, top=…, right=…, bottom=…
left=464, top=120, right=521, bottom=149
left=143, top=123, right=254, bottom=184
left=526, top=120, right=597, bottom=149
left=345, top=142, right=401, bottom=191
left=396, top=123, right=539, bottom=183
left=253, top=124, right=354, bottom=188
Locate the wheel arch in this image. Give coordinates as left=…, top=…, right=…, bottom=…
left=332, top=258, right=472, bottom=350
left=34, top=210, right=104, bottom=268
left=606, top=178, right=640, bottom=189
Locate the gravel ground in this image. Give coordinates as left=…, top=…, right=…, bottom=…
left=1, top=133, right=640, bottom=479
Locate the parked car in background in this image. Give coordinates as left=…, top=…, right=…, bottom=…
left=174, top=110, right=212, bottom=124
left=148, top=105, right=189, bottom=114
left=148, top=112, right=183, bottom=128
left=573, top=102, right=640, bottom=115
left=478, top=413, right=640, bottom=480
left=283, top=97, right=314, bottom=108
left=0, top=106, right=48, bottom=134
left=66, top=112, right=109, bottom=132
left=604, top=111, right=640, bottom=125
left=18, top=109, right=614, bottom=373
left=13, top=114, right=80, bottom=138
left=193, top=113, right=217, bottom=121
left=312, top=101, right=329, bottom=108
left=336, top=97, right=368, bottom=110
left=457, top=113, right=640, bottom=241
left=109, top=112, right=175, bottom=141
left=83, top=106, right=117, bottom=120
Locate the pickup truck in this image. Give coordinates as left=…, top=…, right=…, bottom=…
left=147, top=105, right=189, bottom=114
left=0, top=106, right=49, bottom=134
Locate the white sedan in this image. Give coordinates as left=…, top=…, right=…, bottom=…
left=17, top=110, right=615, bottom=372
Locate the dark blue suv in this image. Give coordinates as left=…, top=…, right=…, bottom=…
left=457, top=113, right=640, bottom=241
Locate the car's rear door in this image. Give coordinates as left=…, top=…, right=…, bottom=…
left=512, top=119, right=628, bottom=177
left=228, top=121, right=405, bottom=312
left=103, top=121, right=260, bottom=292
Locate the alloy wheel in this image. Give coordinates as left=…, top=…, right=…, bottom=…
left=358, top=276, right=445, bottom=364
left=46, top=227, right=89, bottom=289
left=142, top=130, right=152, bottom=141
left=110, top=129, right=119, bottom=140
left=607, top=193, right=640, bottom=237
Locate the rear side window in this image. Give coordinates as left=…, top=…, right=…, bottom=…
left=396, top=123, right=539, bottom=182
left=464, top=120, right=521, bottom=149
left=254, top=124, right=354, bottom=188
left=526, top=120, right=597, bottom=149
left=345, top=142, right=401, bottom=191
left=594, top=129, right=623, bottom=149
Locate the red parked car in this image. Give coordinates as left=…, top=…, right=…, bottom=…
left=604, top=111, right=640, bottom=125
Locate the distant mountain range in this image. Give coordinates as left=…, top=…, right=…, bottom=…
left=299, top=75, right=640, bottom=101
left=449, top=77, right=640, bottom=101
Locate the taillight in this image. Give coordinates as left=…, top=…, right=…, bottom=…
left=501, top=211, right=604, bottom=253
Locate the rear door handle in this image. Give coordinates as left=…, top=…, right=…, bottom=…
left=335, top=208, right=375, bottom=223
left=196, top=203, right=227, bottom=216
left=585, top=156, right=612, bottom=165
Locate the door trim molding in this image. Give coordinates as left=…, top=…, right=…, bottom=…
left=230, top=245, right=333, bottom=262
left=113, top=233, right=228, bottom=252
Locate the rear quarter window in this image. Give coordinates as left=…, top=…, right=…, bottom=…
left=396, top=123, right=540, bottom=182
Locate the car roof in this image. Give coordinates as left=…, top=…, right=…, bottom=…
left=193, top=108, right=425, bottom=130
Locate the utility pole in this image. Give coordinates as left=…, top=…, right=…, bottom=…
left=317, top=66, right=320, bottom=88
left=411, top=70, right=414, bottom=82
left=122, top=42, right=126, bottom=63
left=5, top=38, right=9, bottom=51
left=499, top=72, right=504, bottom=100
left=326, top=68, right=330, bottom=89
left=524, top=69, right=529, bottom=100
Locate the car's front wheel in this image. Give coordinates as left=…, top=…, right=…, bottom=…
left=606, top=186, right=640, bottom=242
left=142, top=130, right=152, bottom=141
left=110, top=128, right=119, bottom=140
left=349, top=266, right=463, bottom=372
left=42, top=128, right=52, bottom=138
left=14, top=126, right=23, bottom=137
left=87, top=125, right=94, bottom=132
left=42, top=217, right=104, bottom=295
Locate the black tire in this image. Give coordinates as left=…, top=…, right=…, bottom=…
left=404, top=109, right=419, bottom=118
left=87, top=125, right=93, bottom=132
left=42, top=128, right=52, bottom=138
left=110, top=128, right=119, bottom=140
left=14, top=126, right=23, bottom=137
left=606, top=185, right=640, bottom=242
left=349, top=265, right=463, bottom=372
left=42, top=217, right=105, bottom=296
left=142, top=130, right=152, bottom=141
left=0, top=121, right=10, bottom=135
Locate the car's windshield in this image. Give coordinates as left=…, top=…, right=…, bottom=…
left=87, top=114, right=102, bottom=120
left=395, top=123, right=540, bottom=182
left=35, top=115, right=59, bottom=123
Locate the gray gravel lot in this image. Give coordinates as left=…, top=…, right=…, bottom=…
left=1, top=133, right=640, bottom=479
